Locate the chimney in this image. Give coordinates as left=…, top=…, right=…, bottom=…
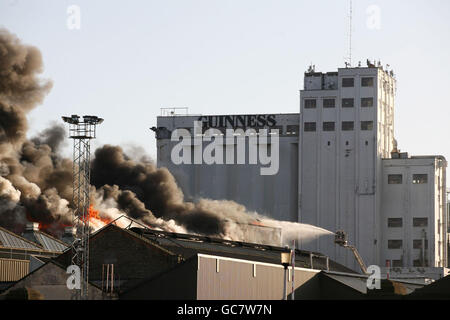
left=62, top=226, right=77, bottom=244
left=22, top=222, right=40, bottom=244
left=25, top=222, right=39, bottom=232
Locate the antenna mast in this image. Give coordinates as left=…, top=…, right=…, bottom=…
left=347, top=0, right=353, bottom=66
left=62, top=114, right=103, bottom=300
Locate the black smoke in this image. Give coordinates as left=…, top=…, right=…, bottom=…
left=0, top=27, right=260, bottom=240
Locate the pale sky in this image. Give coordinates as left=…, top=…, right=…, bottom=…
left=1, top=0, right=450, bottom=185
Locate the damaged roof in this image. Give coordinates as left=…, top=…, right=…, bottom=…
left=0, top=226, right=42, bottom=250
left=21, top=230, right=68, bottom=252
left=128, top=227, right=356, bottom=274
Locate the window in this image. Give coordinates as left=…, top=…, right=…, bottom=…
left=413, top=218, right=428, bottom=227
left=342, top=121, right=354, bottom=131
left=392, top=260, right=403, bottom=268
left=342, top=78, right=354, bottom=87
left=413, top=240, right=428, bottom=249
left=304, top=122, right=316, bottom=132
left=388, top=174, right=402, bottom=184
left=361, top=121, right=374, bottom=131
left=388, top=240, right=403, bottom=249
left=304, top=99, right=316, bottom=109
left=413, top=259, right=428, bottom=267
left=286, top=125, right=299, bottom=135
left=388, top=218, right=402, bottom=228
left=342, top=98, right=354, bottom=108
left=361, top=77, right=374, bottom=87
left=323, top=98, right=335, bottom=108
left=412, top=174, right=427, bottom=184
left=323, top=122, right=335, bottom=131
left=361, top=97, right=374, bottom=107
left=268, top=125, right=283, bottom=135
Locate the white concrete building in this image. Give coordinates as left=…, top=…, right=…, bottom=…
left=381, top=155, right=447, bottom=268
left=154, top=62, right=448, bottom=276
left=155, top=113, right=300, bottom=222
left=298, top=65, right=396, bottom=270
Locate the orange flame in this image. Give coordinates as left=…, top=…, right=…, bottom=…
left=250, top=220, right=266, bottom=227
left=87, top=204, right=113, bottom=226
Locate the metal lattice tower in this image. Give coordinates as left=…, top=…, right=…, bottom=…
left=62, top=115, right=103, bottom=300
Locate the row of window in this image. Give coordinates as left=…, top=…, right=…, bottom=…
left=304, top=121, right=373, bottom=132
left=387, top=174, right=428, bottom=184
left=304, top=97, right=374, bottom=109
left=178, top=125, right=300, bottom=135
left=386, top=259, right=428, bottom=268
left=342, top=77, right=375, bottom=88
left=387, top=217, right=428, bottom=228
left=341, top=77, right=394, bottom=95
left=387, top=239, right=429, bottom=250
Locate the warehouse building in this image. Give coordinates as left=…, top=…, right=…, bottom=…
left=154, top=62, right=448, bottom=276
left=1, top=222, right=431, bottom=300
left=123, top=227, right=423, bottom=299
left=1, top=260, right=106, bottom=300
left=0, top=225, right=67, bottom=291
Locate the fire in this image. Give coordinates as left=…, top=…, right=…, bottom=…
left=38, top=222, right=51, bottom=230
left=250, top=220, right=266, bottom=227
left=86, top=204, right=113, bottom=229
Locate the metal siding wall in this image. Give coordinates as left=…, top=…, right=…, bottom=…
left=0, top=258, right=29, bottom=281
left=196, top=256, right=318, bottom=300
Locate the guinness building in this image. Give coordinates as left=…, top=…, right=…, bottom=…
left=154, top=63, right=448, bottom=278
left=197, top=114, right=278, bottom=129
left=155, top=113, right=300, bottom=222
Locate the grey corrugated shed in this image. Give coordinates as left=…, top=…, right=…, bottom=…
left=322, top=272, right=368, bottom=293
left=129, top=228, right=356, bottom=273
left=0, top=227, right=42, bottom=250
left=32, top=232, right=68, bottom=252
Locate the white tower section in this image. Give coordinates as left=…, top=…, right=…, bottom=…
left=298, top=63, right=396, bottom=270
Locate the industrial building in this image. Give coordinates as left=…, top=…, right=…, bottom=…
left=155, top=113, right=300, bottom=222
left=154, top=62, right=448, bottom=278
left=0, top=224, right=67, bottom=292
left=1, top=223, right=433, bottom=300
left=0, top=223, right=352, bottom=299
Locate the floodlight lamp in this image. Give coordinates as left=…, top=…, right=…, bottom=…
left=281, top=252, right=291, bottom=266
left=62, top=115, right=80, bottom=125
left=83, top=115, right=104, bottom=124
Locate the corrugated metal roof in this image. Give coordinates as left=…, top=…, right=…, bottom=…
left=323, top=272, right=368, bottom=293
left=0, top=227, right=42, bottom=250
left=33, top=232, right=67, bottom=252
left=129, top=228, right=357, bottom=273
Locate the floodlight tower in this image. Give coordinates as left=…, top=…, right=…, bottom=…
left=62, top=114, right=103, bottom=300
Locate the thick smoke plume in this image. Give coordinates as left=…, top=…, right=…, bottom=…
left=90, top=145, right=260, bottom=237
left=0, top=28, right=332, bottom=246
left=0, top=28, right=72, bottom=236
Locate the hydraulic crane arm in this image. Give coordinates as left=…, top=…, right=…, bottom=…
left=334, top=230, right=368, bottom=275
left=345, top=245, right=368, bottom=274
